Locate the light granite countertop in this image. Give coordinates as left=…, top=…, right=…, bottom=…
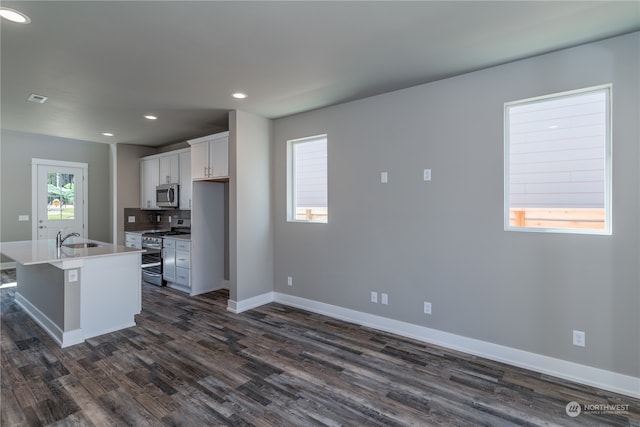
left=0, top=238, right=143, bottom=266
left=162, top=234, right=191, bottom=241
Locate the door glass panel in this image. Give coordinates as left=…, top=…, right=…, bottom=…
left=47, top=172, right=75, bottom=220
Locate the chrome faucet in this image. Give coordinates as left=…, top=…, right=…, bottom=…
left=56, top=231, right=80, bottom=248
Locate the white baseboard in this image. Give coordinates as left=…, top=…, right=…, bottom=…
left=227, top=291, right=274, bottom=314
left=83, top=322, right=136, bottom=342
left=61, top=329, right=85, bottom=348
left=272, top=292, right=640, bottom=399
left=15, top=292, right=84, bottom=348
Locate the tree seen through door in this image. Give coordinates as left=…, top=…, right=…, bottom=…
left=47, top=172, right=75, bottom=220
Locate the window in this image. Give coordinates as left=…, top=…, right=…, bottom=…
left=287, top=134, right=328, bottom=223
left=504, top=85, right=611, bottom=234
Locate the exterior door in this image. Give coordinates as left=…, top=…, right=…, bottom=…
left=33, top=159, right=87, bottom=240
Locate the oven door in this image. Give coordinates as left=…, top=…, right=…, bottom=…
left=142, top=266, right=163, bottom=286
left=141, top=241, right=163, bottom=286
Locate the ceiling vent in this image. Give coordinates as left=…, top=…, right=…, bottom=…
left=27, top=94, right=48, bottom=104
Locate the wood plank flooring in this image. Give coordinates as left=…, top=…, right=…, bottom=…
left=1, top=270, right=639, bottom=426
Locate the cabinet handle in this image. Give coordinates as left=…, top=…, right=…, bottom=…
left=203, top=166, right=207, bottom=177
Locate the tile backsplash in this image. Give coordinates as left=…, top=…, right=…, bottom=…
left=124, top=208, right=190, bottom=231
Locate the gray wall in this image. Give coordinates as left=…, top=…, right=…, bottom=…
left=0, top=129, right=112, bottom=243
left=272, top=33, right=640, bottom=377
left=116, top=144, right=156, bottom=244
left=229, top=110, right=274, bottom=302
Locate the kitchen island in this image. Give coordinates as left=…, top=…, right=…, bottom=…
left=0, top=238, right=143, bottom=347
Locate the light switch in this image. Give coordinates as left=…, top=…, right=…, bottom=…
left=18, top=215, right=29, bottom=221
left=423, top=169, right=432, bottom=181
left=381, top=171, right=388, bottom=184
left=128, top=216, right=136, bottom=223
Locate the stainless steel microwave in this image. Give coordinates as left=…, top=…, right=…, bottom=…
left=156, top=183, right=179, bottom=208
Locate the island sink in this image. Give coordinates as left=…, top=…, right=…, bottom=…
left=62, top=242, right=102, bottom=249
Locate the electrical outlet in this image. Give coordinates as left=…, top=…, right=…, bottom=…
left=128, top=216, right=136, bottom=223
left=287, top=276, right=293, bottom=286
left=371, top=291, right=378, bottom=303
left=68, top=269, right=78, bottom=283
left=423, top=301, right=432, bottom=314
left=380, top=172, right=388, bottom=184
left=381, top=293, right=388, bottom=305
left=423, top=168, right=432, bottom=181
left=573, top=330, right=585, bottom=347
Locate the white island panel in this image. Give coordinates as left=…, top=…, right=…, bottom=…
left=81, top=254, right=141, bottom=340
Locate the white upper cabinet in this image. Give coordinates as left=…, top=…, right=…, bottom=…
left=179, top=150, right=192, bottom=210
left=159, top=153, right=179, bottom=184
left=140, top=149, right=192, bottom=210
left=140, top=157, right=160, bottom=209
left=188, top=131, right=229, bottom=180
left=190, top=142, right=209, bottom=181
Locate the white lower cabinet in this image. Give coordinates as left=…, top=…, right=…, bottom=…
left=124, top=232, right=142, bottom=249
left=163, top=237, right=191, bottom=292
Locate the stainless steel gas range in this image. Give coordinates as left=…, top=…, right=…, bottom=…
left=126, top=218, right=191, bottom=286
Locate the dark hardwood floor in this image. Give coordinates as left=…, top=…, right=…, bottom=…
left=1, top=269, right=639, bottom=426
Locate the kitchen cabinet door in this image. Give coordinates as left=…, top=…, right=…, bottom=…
left=179, top=150, right=192, bottom=209
left=188, top=131, right=229, bottom=180
left=125, top=232, right=142, bottom=249
left=190, top=142, right=209, bottom=180
left=140, top=157, right=160, bottom=209
left=210, top=138, right=229, bottom=178
left=175, top=267, right=190, bottom=287
left=159, top=154, right=179, bottom=184
left=162, top=246, right=176, bottom=282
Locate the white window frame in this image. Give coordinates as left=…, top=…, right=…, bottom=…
left=504, top=84, right=612, bottom=235
left=286, top=134, right=328, bottom=224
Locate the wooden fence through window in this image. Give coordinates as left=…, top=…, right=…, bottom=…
left=295, top=207, right=328, bottom=222
left=509, top=208, right=605, bottom=230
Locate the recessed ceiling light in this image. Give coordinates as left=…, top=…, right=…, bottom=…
left=144, top=115, right=158, bottom=120
left=0, top=7, right=31, bottom=24
left=102, top=132, right=114, bottom=137
left=232, top=92, right=247, bottom=99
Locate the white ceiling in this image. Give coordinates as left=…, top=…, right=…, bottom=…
left=1, top=1, right=638, bottom=147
